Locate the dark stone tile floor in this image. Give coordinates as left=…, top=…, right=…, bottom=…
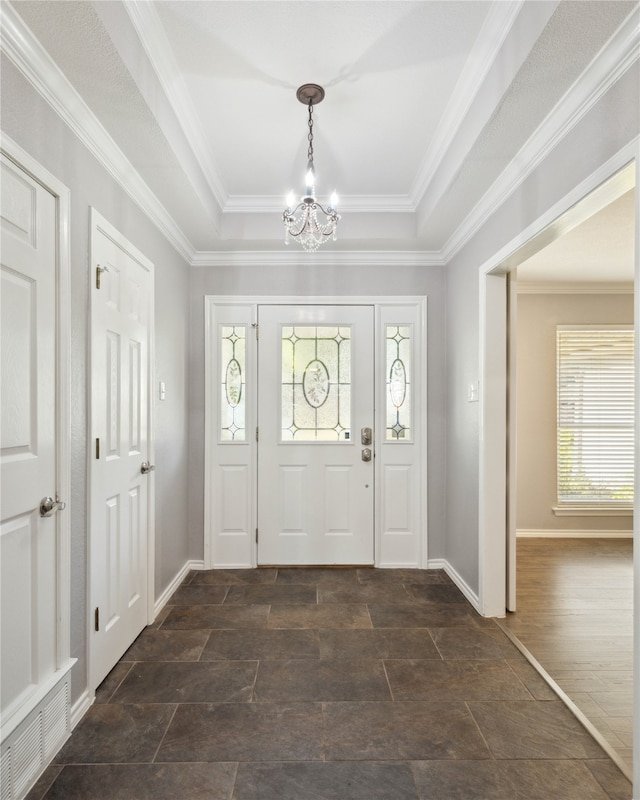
left=29, top=567, right=632, bottom=799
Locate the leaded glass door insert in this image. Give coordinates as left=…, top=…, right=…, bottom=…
left=220, top=325, right=246, bottom=441
left=386, top=325, right=412, bottom=441
left=281, top=325, right=351, bottom=441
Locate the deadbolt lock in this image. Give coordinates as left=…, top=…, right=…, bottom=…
left=362, top=448, right=372, bottom=462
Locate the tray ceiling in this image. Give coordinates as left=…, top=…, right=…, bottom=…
left=5, top=0, right=638, bottom=264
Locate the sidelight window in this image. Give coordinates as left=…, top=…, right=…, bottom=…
left=386, top=324, right=412, bottom=441
left=220, top=325, right=246, bottom=441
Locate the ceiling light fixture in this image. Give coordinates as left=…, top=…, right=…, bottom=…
left=283, top=84, right=340, bottom=252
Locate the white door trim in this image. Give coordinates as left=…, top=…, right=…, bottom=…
left=88, top=208, right=155, bottom=695
left=204, top=295, right=428, bottom=570
left=477, top=139, right=638, bottom=618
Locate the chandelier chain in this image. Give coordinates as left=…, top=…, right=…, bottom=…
left=307, top=101, right=314, bottom=164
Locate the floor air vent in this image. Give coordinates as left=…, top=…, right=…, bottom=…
left=0, top=676, right=71, bottom=800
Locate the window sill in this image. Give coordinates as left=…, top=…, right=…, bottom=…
left=553, top=505, right=633, bottom=517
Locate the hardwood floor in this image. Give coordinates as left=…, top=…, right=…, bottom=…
left=500, top=538, right=633, bottom=777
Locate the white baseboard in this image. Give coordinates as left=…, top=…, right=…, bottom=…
left=70, top=689, right=92, bottom=729
left=427, top=558, right=481, bottom=614
left=517, top=529, right=633, bottom=538
left=153, top=559, right=204, bottom=618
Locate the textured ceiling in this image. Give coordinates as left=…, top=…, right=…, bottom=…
left=7, top=0, right=638, bottom=262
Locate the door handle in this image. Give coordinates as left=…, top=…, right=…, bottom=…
left=361, top=427, right=372, bottom=446
left=361, top=448, right=372, bottom=462
left=40, top=496, right=66, bottom=517
left=141, top=461, right=155, bottom=475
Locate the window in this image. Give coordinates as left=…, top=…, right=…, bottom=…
left=220, top=325, right=246, bottom=441
left=281, top=325, right=351, bottom=441
left=385, top=324, right=412, bottom=441
left=556, top=326, right=634, bottom=506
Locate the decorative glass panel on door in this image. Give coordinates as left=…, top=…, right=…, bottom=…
left=220, top=325, right=246, bottom=441
left=386, top=324, right=412, bottom=440
left=281, top=325, right=351, bottom=441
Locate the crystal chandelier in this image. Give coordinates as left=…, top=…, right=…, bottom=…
left=283, top=84, right=340, bottom=252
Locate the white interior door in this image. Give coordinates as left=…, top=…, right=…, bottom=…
left=90, top=210, right=153, bottom=689
left=0, top=155, right=60, bottom=726
left=257, top=305, right=374, bottom=565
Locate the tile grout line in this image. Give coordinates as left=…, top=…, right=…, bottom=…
left=503, top=656, right=537, bottom=701
left=150, top=703, right=180, bottom=764
left=365, top=603, right=374, bottom=630
left=197, top=628, right=214, bottom=662
left=380, top=659, right=396, bottom=702
left=102, top=661, right=135, bottom=703
left=463, top=700, right=496, bottom=762
left=228, top=761, right=240, bottom=800
left=250, top=652, right=261, bottom=703
left=426, top=628, right=445, bottom=662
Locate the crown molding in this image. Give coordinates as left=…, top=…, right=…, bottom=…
left=410, top=0, right=525, bottom=207
left=190, top=249, right=445, bottom=268
left=123, top=0, right=227, bottom=210
left=442, top=6, right=640, bottom=263
left=517, top=281, right=634, bottom=295
left=0, top=2, right=196, bottom=263
left=223, top=194, right=416, bottom=214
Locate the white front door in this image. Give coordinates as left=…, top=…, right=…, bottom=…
left=0, top=155, right=59, bottom=725
left=90, top=210, right=153, bottom=689
left=257, top=305, right=375, bottom=565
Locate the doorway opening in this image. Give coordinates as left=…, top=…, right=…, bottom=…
left=480, top=158, right=637, bottom=780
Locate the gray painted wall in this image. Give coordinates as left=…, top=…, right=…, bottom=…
left=1, top=24, right=637, bottom=740
left=1, top=56, right=192, bottom=703
left=188, top=263, right=448, bottom=563
left=444, top=65, right=639, bottom=594
left=516, top=291, right=634, bottom=532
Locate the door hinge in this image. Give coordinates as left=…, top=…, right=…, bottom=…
left=96, top=264, right=109, bottom=289
left=255, top=528, right=259, bottom=543
left=94, top=607, right=100, bottom=632
left=256, top=426, right=259, bottom=442
left=95, top=438, right=100, bottom=459
left=252, top=322, right=259, bottom=340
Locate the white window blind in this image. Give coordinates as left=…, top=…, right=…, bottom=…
left=557, top=326, right=634, bottom=506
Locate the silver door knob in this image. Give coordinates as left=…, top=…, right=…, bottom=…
left=361, top=448, right=372, bottom=462
left=141, top=461, right=155, bottom=474
left=40, top=496, right=66, bottom=517
left=361, top=427, right=372, bottom=446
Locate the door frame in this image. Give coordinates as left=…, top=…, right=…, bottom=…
left=0, top=134, right=72, bottom=762
left=87, top=208, right=155, bottom=695
left=478, top=141, right=638, bottom=618
left=204, top=295, right=428, bottom=570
